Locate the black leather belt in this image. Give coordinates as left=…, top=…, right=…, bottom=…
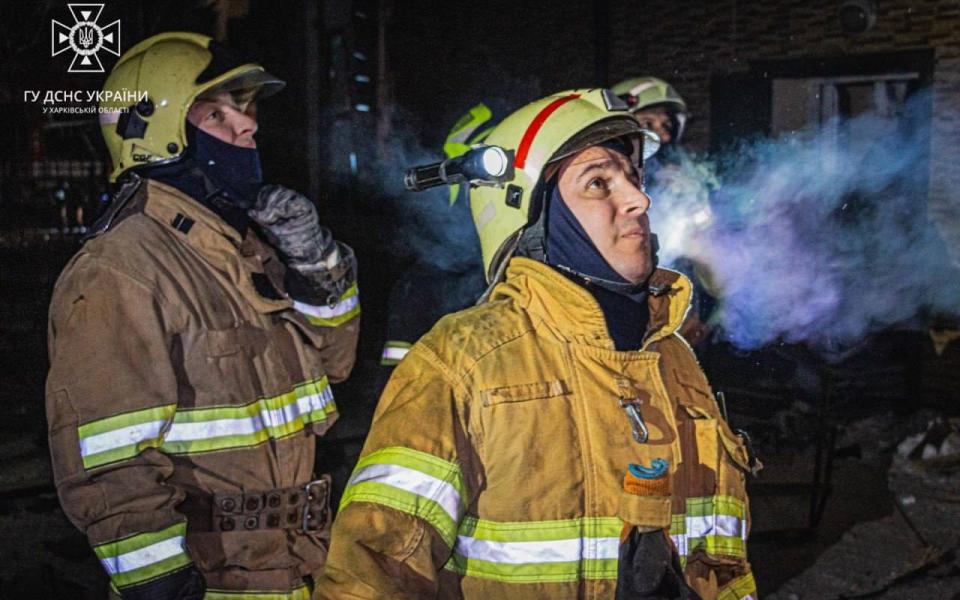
left=208, top=475, right=332, bottom=533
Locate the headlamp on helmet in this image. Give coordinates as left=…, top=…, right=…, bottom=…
left=402, top=89, right=658, bottom=283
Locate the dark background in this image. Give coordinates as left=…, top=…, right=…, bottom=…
left=1, top=1, right=958, bottom=598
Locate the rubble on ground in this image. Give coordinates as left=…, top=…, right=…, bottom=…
left=769, top=417, right=960, bottom=599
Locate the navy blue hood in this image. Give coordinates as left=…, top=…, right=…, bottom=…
left=147, top=123, right=263, bottom=233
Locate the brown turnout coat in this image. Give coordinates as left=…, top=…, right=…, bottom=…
left=46, top=179, right=359, bottom=598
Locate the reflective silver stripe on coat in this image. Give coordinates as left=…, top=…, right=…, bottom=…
left=454, top=535, right=620, bottom=564
left=99, top=536, right=187, bottom=576
left=293, top=293, right=359, bottom=319
left=80, top=420, right=166, bottom=459
left=381, top=345, right=411, bottom=362
left=349, top=462, right=462, bottom=521
left=163, top=386, right=333, bottom=443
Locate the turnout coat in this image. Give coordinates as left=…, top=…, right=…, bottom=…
left=46, top=179, right=360, bottom=598
left=318, top=257, right=756, bottom=599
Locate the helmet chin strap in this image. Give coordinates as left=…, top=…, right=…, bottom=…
left=474, top=219, right=661, bottom=305
left=516, top=208, right=547, bottom=262
left=138, top=153, right=219, bottom=199
left=552, top=264, right=650, bottom=296
left=188, top=123, right=263, bottom=210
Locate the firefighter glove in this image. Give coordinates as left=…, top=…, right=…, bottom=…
left=250, top=185, right=357, bottom=306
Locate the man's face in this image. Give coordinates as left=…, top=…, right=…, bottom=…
left=632, top=106, right=673, bottom=145
left=186, top=90, right=258, bottom=148
left=556, top=145, right=654, bottom=284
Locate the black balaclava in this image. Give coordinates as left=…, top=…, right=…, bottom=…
left=148, top=122, right=263, bottom=234
left=544, top=142, right=651, bottom=351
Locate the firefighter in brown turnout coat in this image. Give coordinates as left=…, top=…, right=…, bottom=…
left=45, top=33, right=360, bottom=599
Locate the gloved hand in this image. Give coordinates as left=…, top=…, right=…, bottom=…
left=119, top=565, right=206, bottom=600
left=615, top=460, right=700, bottom=600
left=249, top=185, right=356, bottom=306
left=616, top=529, right=700, bottom=600
left=249, top=185, right=335, bottom=268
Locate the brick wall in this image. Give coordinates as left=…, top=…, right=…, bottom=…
left=608, top=0, right=960, bottom=264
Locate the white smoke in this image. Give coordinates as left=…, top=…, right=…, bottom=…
left=647, top=90, right=960, bottom=354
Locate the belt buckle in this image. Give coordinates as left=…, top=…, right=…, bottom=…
left=300, top=476, right=330, bottom=533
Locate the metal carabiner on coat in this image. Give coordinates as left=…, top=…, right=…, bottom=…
left=619, top=397, right=649, bottom=444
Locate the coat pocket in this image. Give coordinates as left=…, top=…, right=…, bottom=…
left=620, top=492, right=672, bottom=530
left=279, top=311, right=328, bottom=380
left=190, top=326, right=265, bottom=407
left=47, top=388, right=85, bottom=483
left=676, top=402, right=752, bottom=500
left=475, top=379, right=575, bottom=507
left=480, top=379, right=569, bottom=407
left=675, top=404, right=752, bottom=565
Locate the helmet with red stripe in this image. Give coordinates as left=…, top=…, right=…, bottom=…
left=469, top=89, right=659, bottom=283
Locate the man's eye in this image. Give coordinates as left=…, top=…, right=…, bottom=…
left=206, top=110, right=223, bottom=121
left=587, top=177, right=608, bottom=191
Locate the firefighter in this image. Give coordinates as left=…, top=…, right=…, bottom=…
left=611, top=76, right=688, bottom=149
left=46, top=32, right=359, bottom=599
left=613, top=76, right=715, bottom=347
left=317, top=89, right=757, bottom=599
left=378, top=103, right=495, bottom=368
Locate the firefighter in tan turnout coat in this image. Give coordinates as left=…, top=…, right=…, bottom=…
left=317, top=90, right=758, bottom=599
left=46, top=33, right=359, bottom=599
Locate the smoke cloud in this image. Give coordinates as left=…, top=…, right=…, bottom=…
left=343, top=86, right=958, bottom=356
left=647, top=90, right=960, bottom=355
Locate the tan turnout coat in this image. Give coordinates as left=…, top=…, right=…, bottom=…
left=317, top=258, right=756, bottom=600
left=46, top=179, right=359, bottom=598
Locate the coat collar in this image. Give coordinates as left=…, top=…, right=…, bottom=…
left=491, top=257, right=692, bottom=351
left=142, top=178, right=292, bottom=314
left=142, top=178, right=243, bottom=244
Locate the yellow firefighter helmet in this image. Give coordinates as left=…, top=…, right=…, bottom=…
left=99, top=31, right=284, bottom=182
left=468, top=88, right=659, bottom=282
left=611, top=76, right=688, bottom=143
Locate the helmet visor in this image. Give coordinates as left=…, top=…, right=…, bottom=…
left=549, top=117, right=661, bottom=170
left=200, top=68, right=286, bottom=103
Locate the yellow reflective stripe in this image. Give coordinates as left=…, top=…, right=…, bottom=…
left=204, top=586, right=311, bottom=600
left=78, top=404, right=176, bottom=469
left=443, top=103, right=493, bottom=158
left=685, top=495, right=746, bottom=518
left=445, top=516, right=622, bottom=582
left=80, top=379, right=333, bottom=467
left=341, top=447, right=465, bottom=546
left=161, top=377, right=334, bottom=455
left=457, top=516, right=622, bottom=543
left=718, top=571, right=758, bottom=600
left=380, top=341, right=412, bottom=365
left=448, top=183, right=463, bottom=207
left=670, top=495, right=749, bottom=560
left=93, top=522, right=190, bottom=589
left=445, top=554, right=618, bottom=583
left=295, top=283, right=360, bottom=327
